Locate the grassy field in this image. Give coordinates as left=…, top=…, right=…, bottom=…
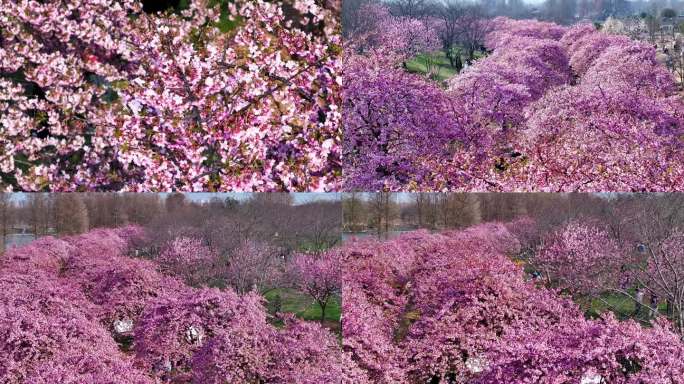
left=405, top=51, right=459, bottom=82
left=587, top=290, right=668, bottom=324
left=405, top=49, right=487, bottom=83
left=264, top=288, right=341, bottom=333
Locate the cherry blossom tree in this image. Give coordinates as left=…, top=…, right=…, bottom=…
left=114, top=225, right=149, bottom=252
left=289, top=249, right=341, bottom=322
left=189, top=324, right=275, bottom=384
left=533, top=220, right=626, bottom=298
left=343, top=57, right=462, bottom=190
left=132, top=287, right=268, bottom=378
left=266, top=316, right=369, bottom=383
left=76, top=256, right=187, bottom=336
left=1, top=226, right=357, bottom=382
left=223, top=240, right=283, bottom=293
left=504, top=216, right=538, bottom=254
left=348, top=3, right=439, bottom=67
left=344, top=12, right=684, bottom=191
left=0, top=236, right=73, bottom=275
left=624, top=230, right=684, bottom=335
left=0, top=269, right=146, bottom=383
left=191, top=315, right=369, bottom=384
left=25, top=350, right=153, bottom=384
left=518, top=85, right=684, bottom=191
left=481, top=314, right=684, bottom=384
left=157, top=236, right=218, bottom=286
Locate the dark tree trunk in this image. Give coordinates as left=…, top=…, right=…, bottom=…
left=320, top=301, right=327, bottom=323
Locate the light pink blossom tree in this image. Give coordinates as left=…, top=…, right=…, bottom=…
left=534, top=220, right=626, bottom=298
left=157, top=236, right=218, bottom=286
left=288, top=249, right=341, bottom=322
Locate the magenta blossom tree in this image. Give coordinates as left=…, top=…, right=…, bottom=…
left=76, top=257, right=187, bottom=336
left=0, top=269, right=146, bottom=383
left=191, top=315, right=370, bottom=384
left=1, top=226, right=357, bottom=382
left=223, top=240, right=283, bottom=294
left=343, top=57, right=462, bottom=190
left=348, top=3, right=439, bottom=67
left=480, top=313, right=684, bottom=383
left=344, top=12, right=684, bottom=191
left=132, top=287, right=268, bottom=378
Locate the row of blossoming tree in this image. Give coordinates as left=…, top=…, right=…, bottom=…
left=342, top=221, right=684, bottom=383
left=0, top=226, right=365, bottom=383
left=343, top=3, right=684, bottom=191
left=0, top=0, right=341, bottom=192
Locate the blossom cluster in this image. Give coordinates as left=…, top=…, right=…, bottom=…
left=342, top=223, right=684, bottom=383
left=0, top=227, right=362, bottom=383
left=343, top=8, right=684, bottom=191
left=532, top=219, right=624, bottom=296
left=0, top=0, right=341, bottom=192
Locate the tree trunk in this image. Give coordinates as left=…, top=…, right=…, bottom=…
left=320, top=301, right=327, bottom=323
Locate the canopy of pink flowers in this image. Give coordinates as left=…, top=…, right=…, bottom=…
left=0, top=226, right=361, bottom=383
left=342, top=223, right=684, bottom=383
left=344, top=7, right=684, bottom=191
left=0, top=0, right=341, bottom=192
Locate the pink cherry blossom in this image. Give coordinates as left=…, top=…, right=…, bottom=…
left=344, top=10, right=684, bottom=191
left=1, top=0, right=341, bottom=192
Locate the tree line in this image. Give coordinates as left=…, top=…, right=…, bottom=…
left=343, top=192, right=611, bottom=233
left=0, top=193, right=341, bottom=254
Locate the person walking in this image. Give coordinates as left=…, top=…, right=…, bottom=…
left=650, top=293, right=659, bottom=318
left=635, top=288, right=644, bottom=317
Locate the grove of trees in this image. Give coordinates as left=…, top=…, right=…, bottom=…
left=0, top=198, right=357, bottom=382
left=342, top=213, right=684, bottom=383
left=343, top=2, right=684, bottom=191
left=6, top=192, right=684, bottom=382
left=0, top=192, right=341, bottom=252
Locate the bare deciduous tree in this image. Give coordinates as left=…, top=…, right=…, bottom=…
left=343, top=192, right=365, bottom=231
left=456, top=5, right=492, bottom=64
left=437, top=1, right=465, bottom=69
left=0, top=194, right=13, bottom=252
left=26, top=194, right=51, bottom=236
left=54, top=194, right=89, bottom=235
left=389, top=0, right=434, bottom=18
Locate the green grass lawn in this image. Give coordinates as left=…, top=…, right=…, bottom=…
left=587, top=290, right=669, bottom=324
left=263, top=288, right=341, bottom=333
left=405, top=52, right=459, bottom=82
left=404, top=49, right=488, bottom=83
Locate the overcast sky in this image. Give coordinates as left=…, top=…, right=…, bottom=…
left=182, top=193, right=340, bottom=204
left=5, top=192, right=340, bottom=205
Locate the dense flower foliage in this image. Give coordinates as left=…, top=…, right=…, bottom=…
left=342, top=223, right=684, bottom=383
left=0, top=0, right=341, bottom=192
left=534, top=220, right=625, bottom=296
left=480, top=313, right=684, bottom=383
left=157, top=236, right=218, bottom=286
left=343, top=55, right=463, bottom=190
left=0, top=226, right=355, bottom=382
left=132, top=288, right=268, bottom=376
left=344, top=9, right=684, bottom=191
left=349, top=3, right=439, bottom=66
